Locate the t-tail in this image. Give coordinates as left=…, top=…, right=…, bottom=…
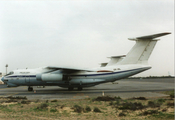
left=118, top=32, right=171, bottom=65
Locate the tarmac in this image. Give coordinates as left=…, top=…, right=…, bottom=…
left=0, top=78, right=174, bottom=100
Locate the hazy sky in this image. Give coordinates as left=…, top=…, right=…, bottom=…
left=0, top=0, right=174, bottom=77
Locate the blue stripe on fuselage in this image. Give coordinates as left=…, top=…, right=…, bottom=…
left=71, top=68, right=146, bottom=77
left=5, top=75, right=36, bottom=78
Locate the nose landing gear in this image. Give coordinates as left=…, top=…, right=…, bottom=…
left=28, top=86, right=33, bottom=91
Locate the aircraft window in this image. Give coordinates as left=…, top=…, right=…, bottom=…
left=4, top=71, right=14, bottom=76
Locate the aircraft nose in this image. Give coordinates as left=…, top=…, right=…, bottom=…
left=1, top=77, right=4, bottom=82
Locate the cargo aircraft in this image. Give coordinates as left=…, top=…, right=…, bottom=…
left=1, top=32, right=171, bottom=91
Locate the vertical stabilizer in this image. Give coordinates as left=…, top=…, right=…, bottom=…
left=119, top=32, right=171, bottom=65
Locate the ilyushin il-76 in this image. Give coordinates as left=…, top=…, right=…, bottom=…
left=1, top=32, right=171, bottom=91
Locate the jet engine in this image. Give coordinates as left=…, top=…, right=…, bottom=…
left=36, top=73, right=63, bottom=82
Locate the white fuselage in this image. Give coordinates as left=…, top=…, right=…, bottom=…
left=2, top=64, right=151, bottom=88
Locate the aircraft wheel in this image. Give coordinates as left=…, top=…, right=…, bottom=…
left=68, top=87, right=74, bottom=91
left=78, top=87, right=83, bottom=91
left=28, top=87, right=33, bottom=91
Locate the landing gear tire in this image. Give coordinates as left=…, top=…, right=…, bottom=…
left=68, top=87, right=74, bottom=91
left=78, top=87, right=83, bottom=91
left=28, top=86, right=33, bottom=91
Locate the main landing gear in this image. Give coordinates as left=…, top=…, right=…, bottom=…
left=78, top=87, right=83, bottom=91
left=68, top=87, right=74, bottom=91
left=68, top=87, right=83, bottom=91
left=28, top=86, right=33, bottom=91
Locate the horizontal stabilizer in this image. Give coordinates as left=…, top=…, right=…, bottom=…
left=100, top=63, right=108, bottom=67
left=119, top=32, right=171, bottom=64
left=106, top=55, right=126, bottom=66
left=128, top=32, right=171, bottom=40
left=107, top=55, right=126, bottom=58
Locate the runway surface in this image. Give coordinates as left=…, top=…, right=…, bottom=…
left=0, top=78, right=174, bottom=100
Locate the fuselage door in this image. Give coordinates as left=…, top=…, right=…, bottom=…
left=25, top=75, right=30, bottom=83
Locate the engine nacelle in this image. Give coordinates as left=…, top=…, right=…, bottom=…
left=36, top=73, right=63, bottom=82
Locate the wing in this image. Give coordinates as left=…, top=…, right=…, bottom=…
left=46, top=66, right=96, bottom=73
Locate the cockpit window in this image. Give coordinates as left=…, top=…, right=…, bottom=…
left=4, top=71, right=14, bottom=76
